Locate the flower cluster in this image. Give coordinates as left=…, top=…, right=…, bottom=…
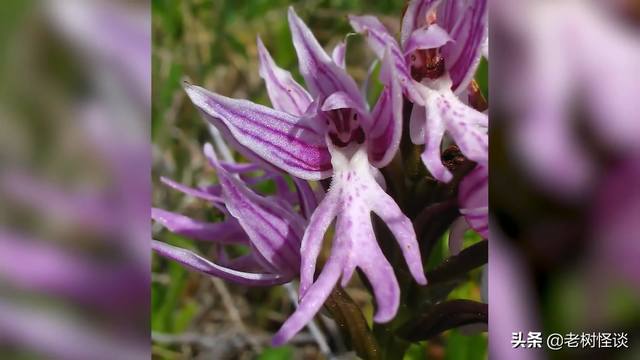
left=152, top=0, right=488, bottom=348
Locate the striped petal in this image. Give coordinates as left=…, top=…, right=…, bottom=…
left=159, top=177, right=227, bottom=214
left=151, top=208, right=248, bottom=244
left=206, top=144, right=305, bottom=275
left=403, top=24, right=452, bottom=55
left=400, top=0, right=442, bottom=47
left=184, top=82, right=332, bottom=181
left=439, top=0, right=488, bottom=93
left=348, top=15, right=423, bottom=104
left=331, top=39, right=347, bottom=69
left=218, top=161, right=262, bottom=174
left=292, top=177, right=318, bottom=220
left=152, top=240, right=291, bottom=286
left=368, top=47, right=403, bottom=168
left=257, top=35, right=312, bottom=117
left=288, top=7, right=363, bottom=106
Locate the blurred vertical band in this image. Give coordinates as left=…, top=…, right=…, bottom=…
left=489, top=0, right=640, bottom=359
left=0, top=1, right=150, bottom=359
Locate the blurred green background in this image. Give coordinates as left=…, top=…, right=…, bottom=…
left=151, top=0, right=488, bottom=359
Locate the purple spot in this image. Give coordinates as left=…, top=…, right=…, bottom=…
left=349, top=195, right=353, bottom=201
left=347, top=173, right=352, bottom=181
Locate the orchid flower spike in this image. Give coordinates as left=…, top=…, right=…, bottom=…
left=183, top=7, right=427, bottom=347
left=349, top=0, right=488, bottom=183
left=152, top=143, right=311, bottom=286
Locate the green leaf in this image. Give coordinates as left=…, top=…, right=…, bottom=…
left=403, top=342, right=427, bottom=360
left=257, top=345, right=293, bottom=360
left=255, top=178, right=277, bottom=195
left=172, top=299, right=199, bottom=333
left=474, top=58, right=488, bottom=101
left=446, top=329, right=488, bottom=360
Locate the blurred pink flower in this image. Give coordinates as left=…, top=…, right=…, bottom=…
left=493, top=0, right=640, bottom=198
left=590, top=158, right=640, bottom=287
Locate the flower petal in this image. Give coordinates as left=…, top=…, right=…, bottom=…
left=369, top=183, right=427, bottom=285
left=151, top=208, right=248, bottom=244
left=257, top=35, right=313, bottom=117
left=409, top=104, right=428, bottom=145
left=458, top=164, right=488, bottom=239
left=448, top=216, right=469, bottom=256
left=292, top=177, right=319, bottom=220
left=348, top=15, right=423, bottom=104
left=482, top=36, right=488, bottom=60
left=216, top=244, right=265, bottom=272
left=435, top=0, right=461, bottom=32
left=370, top=165, right=387, bottom=191
left=439, top=93, right=488, bottom=166
left=439, top=0, right=488, bottom=93
left=321, top=91, right=372, bottom=132
left=333, top=186, right=400, bottom=323
left=298, top=189, right=339, bottom=297
left=400, top=0, right=442, bottom=46
left=288, top=7, right=363, bottom=107
left=419, top=91, right=488, bottom=183
left=209, top=124, right=235, bottom=163
left=271, top=255, right=344, bottom=347
left=219, top=161, right=262, bottom=174
left=459, top=207, right=488, bottom=239
left=368, top=47, right=403, bottom=168
left=331, top=40, right=346, bottom=69
left=152, top=240, right=291, bottom=286
left=419, top=101, right=451, bottom=182
left=184, top=83, right=332, bottom=181
left=206, top=144, right=305, bottom=275
left=159, top=176, right=227, bottom=214
left=357, top=245, right=400, bottom=322
left=403, top=23, right=452, bottom=55
left=274, top=175, right=293, bottom=198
